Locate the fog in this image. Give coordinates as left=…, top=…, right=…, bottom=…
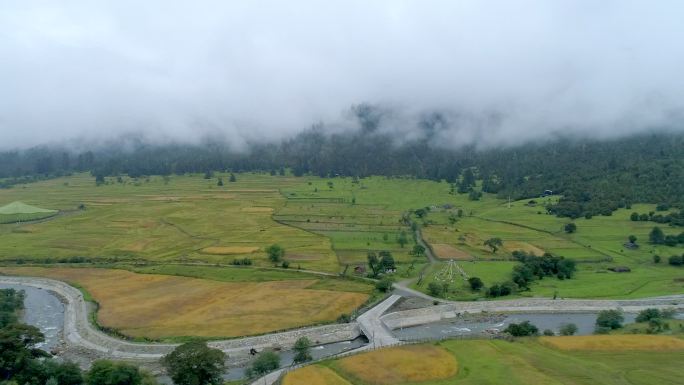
left=1, top=0, right=684, bottom=150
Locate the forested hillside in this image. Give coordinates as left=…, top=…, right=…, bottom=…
left=1, top=131, right=682, bottom=218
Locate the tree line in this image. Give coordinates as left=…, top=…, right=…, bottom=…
left=1, top=131, right=682, bottom=217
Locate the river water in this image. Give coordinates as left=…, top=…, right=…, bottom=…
left=392, top=311, right=684, bottom=341
left=0, top=283, right=65, bottom=351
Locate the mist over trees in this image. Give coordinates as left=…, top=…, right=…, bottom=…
left=0, top=130, right=682, bottom=218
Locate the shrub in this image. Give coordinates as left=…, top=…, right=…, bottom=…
left=247, top=352, right=279, bottom=377
left=559, top=323, right=578, bottom=336
left=486, top=281, right=517, bottom=298
left=265, top=244, right=285, bottom=263
left=468, top=277, right=484, bottom=291
left=292, top=337, right=312, bottom=364
left=162, top=342, right=225, bottom=385
left=504, top=321, right=539, bottom=337
left=564, top=223, right=577, bottom=233
left=427, top=282, right=444, bottom=297
left=649, top=227, right=665, bottom=244
left=232, top=258, right=252, bottom=266
left=636, top=308, right=662, bottom=323
left=664, top=235, right=678, bottom=247
left=596, top=309, right=624, bottom=329
left=375, top=276, right=394, bottom=293
left=88, top=360, right=141, bottom=385
left=668, top=255, right=684, bottom=266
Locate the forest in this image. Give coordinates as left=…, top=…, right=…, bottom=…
left=1, top=130, right=682, bottom=219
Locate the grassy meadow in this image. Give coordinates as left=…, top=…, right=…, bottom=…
left=275, top=177, right=461, bottom=267
left=0, top=172, right=682, bottom=301
left=0, top=201, right=58, bottom=224
left=0, top=173, right=338, bottom=272
left=283, top=337, right=684, bottom=385
left=0, top=266, right=372, bottom=340
left=412, top=196, right=684, bottom=300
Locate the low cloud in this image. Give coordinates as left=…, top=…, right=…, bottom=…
left=1, top=0, right=683, bottom=149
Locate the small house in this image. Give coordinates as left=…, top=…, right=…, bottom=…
left=353, top=265, right=366, bottom=274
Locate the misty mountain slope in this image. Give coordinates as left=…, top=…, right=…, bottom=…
left=1, top=132, right=682, bottom=219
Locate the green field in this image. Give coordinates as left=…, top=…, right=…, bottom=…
left=0, top=173, right=682, bottom=300
left=275, top=177, right=462, bottom=266
left=286, top=337, right=684, bottom=385
left=0, top=201, right=58, bottom=224
left=0, top=173, right=339, bottom=272
left=412, top=195, right=684, bottom=300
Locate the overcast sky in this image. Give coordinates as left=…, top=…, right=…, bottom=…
left=1, top=0, right=683, bottom=149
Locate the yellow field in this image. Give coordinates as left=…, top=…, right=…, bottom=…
left=431, top=243, right=473, bottom=260
left=503, top=241, right=545, bottom=256
left=336, top=345, right=458, bottom=384
left=0, top=267, right=368, bottom=339
left=282, top=365, right=352, bottom=385
left=541, top=335, right=684, bottom=351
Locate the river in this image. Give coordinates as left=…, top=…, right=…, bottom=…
left=0, top=283, right=65, bottom=351
left=392, top=311, right=684, bottom=340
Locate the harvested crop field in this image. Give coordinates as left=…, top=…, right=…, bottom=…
left=504, top=241, right=545, bottom=256
left=282, top=366, right=351, bottom=385
left=431, top=243, right=472, bottom=260
left=335, top=345, right=458, bottom=384
left=240, top=206, right=274, bottom=213
left=0, top=267, right=369, bottom=339
left=541, top=335, right=684, bottom=351
left=200, top=246, right=259, bottom=255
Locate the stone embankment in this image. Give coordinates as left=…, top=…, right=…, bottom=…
left=381, top=295, right=684, bottom=329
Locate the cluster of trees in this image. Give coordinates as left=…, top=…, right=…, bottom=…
left=503, top=321, right=539, bottom=337
left=0, top=288, right=24, bottom=327
left=426, top=253, right=577, bottom=299
left=631, top=210, right=684, bottom=227
left=633, top=308, right=677, bottom=334
left=504, top=308, right=679, bottom=338
left=162, top=341, right=225, bottom=385
left=592, top=307, right=676, bottom=335
left=1, top=288, right=157, bottom=385
left=648, top=227, right=684, bottom=246
left=488, top=252, right=577, bottom=297
left=366, top=251, right=396, bottom=278
left=265, top=244, right=290, bottom=268
left=503, top=321, right=577, bottom=337
left=2, top=130, right=682, bottom=218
